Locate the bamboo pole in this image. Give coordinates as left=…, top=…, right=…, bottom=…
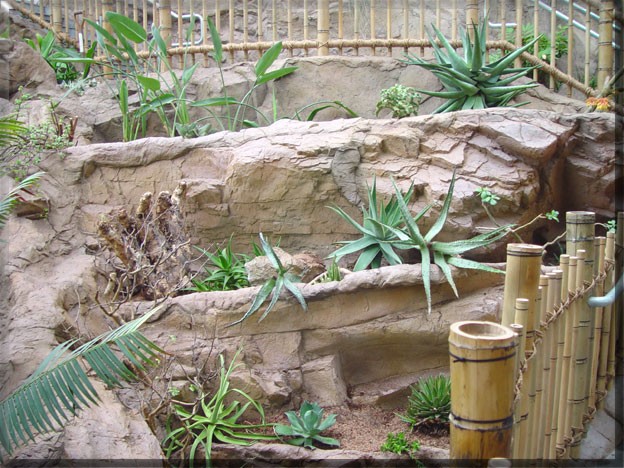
left=387, top=0, right=392, bottom=56
left=588, top=237, right=606, bottom=412
left=531, top=276, right=550, bottom=459
left=50, top=0, right=62, bottom=34
left=514, top=0, right=522, bottom=69
left=569, top=251, right=590, bottom=459
left=567, top=0, right=574, bottom=96
left=549, top=0, right=556, bottom=90
left=466, top=0, right=478, bottom=40
left=533, top=0, right=539, bottom=81
left=402, top=0, right=408, bottom=54
left=545, top=270, right=564, bottom=460
left=449, top=321, right=517, bottom=460
left=451, top=0, right=457, bottom=42
left=566, top=212, right=595, bottom=281
left=288, top=0, right=294, bottom=57
left=501, top=244, right=543, bottom=331
left=597, top=0, right=614, bottom=92
left=418, top=0, right=424, bottom=57
left=597, top=234, right=615, bottom=407
left=616, top=212, right=623, bottom=378
left=584, top=2, right=591, bottom=86
left=159, top=0, right=172, bottom=71
left=230, top=0, right=235, bottom=61
left=557, top=255, right=576, bottom=458
left=606, top=231, right=617, bottom=390
left=272, top=0, right=277, bottom=43
left=318, top=0, right=330, bottom=56
left=511, top=298, right=530, bottom=460
left=370, top=0, right=376, bottom=56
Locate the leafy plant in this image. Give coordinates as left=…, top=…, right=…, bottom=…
left=0, top=172, right=44, bottom=231
left=475, top=187, right=500, bottom=206
left=0, top=116, right=26, bottom=148
left=274, top=401, right=339, bottom=449
left=162, top=349, right=276, bottom=467
left=402, top=19, right=541, bottom=112
left=25, top=30, right=96, bottom=83
left=189, top=238, right=250, bottom=292
left=332, top=172, right=510, bottom=312
left=0, top=306, right=165, bottom=460
left=329, top=177, right=418, bottom=270
left=380, top=432, right=421, bottom=459
left=399, top=374, right=451, bottom=433
left=227, top=233, right=307, bottom=327
left=376, top=84, right=421, bottom=118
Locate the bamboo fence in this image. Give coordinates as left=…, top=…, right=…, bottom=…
left=450, top=211, right=621, bottom=462
left=6, top=0, right=620, bottom=98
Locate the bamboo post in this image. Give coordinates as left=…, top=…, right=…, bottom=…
left=549, top=0, right=556, bottom=90
left=531, top=277, right=550, bottom=459
left=514, top=0, right=522, bottom=68
left=569, top=251, right=590, bottom=459
left=566, top=212, right=595, bottom=281
left=51, top=0, right=62, bottom=34
left=511, top=298, right=530, bottom=460
left=616, top=212, right=623, bottom=377
left=606, top=231, right=617, bottom=389
left=466, top=0, right=478, bottom=40
left=449, top=321, right=517, bottom=461
left=159, top=0, right=172, bottom=71
left=318, top=0, right=330, bottom=55
left=597, top=0, right=614, bottom=92
left=557, top=255, right=576, bottom=458
left=501, top=244, right=543, bottom=332
left=588, top=237, right=607, bottom=412
left=597, top=233, right=615, bottom=406
left=545, top=270, right=564, bottom=460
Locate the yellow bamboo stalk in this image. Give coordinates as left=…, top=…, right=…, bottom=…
left=567, top=0, right=574, bottom=96
left=558, top=255, right=577, bottom=459
left=466, top=0, right=478, bottom=40
left=616, top=212, right=623, bottom=378
left=451, top=0, right=457, bottom=42
left=272, top=0, right=277, bottom=43
left=566, top=212, right=595, bottom=281
left=402, top=0, right=408, bottom=54
left=501, top=244, right=543, bottom=333
left=449, top=321, right=517, bottom=460
left=318, top=0, right=330, bottom=55
left=386, top=0, right=393, bottom=56
left=512, top=298, right=530, bottom=460
left=514, top=0, right=522, bottom=68
left=288, top=0, right=294, bottom=56
left=588, top=237, right=606, bottom=411
left=370, top=0, right=376, bottom=56
left=584, top=4, right=591, bottom=86
left=532, top=276, right=550, bottom=459
left=243, top=0, right=249, bottom=60
left=549, top=0, right=556, bottom=90
left=159, top=0, right=172, bottom=71
left=418, top=0, right=424, bottom=56
left=606, top=231, right=617, bottom=391
left=596, top=234, right=615, bottom=408
left=597, top=1, right=614, bottom=91
left=533, top=0, right=539, bottom=81
left=230, top=0, right=236, bottom=61
left=569, top=251, right=590, bottom=459
left=546, top=269, right=564, bottom=460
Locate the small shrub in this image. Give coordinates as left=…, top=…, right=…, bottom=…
left=399, top=374, right=451, bottom=434
left=274, top=401, right=339, bottom=449
left=376, top=84, right=421, bottom=118
left=189, top=237, right=250, bottom=292
left=380, top=431, right=421, bottom=459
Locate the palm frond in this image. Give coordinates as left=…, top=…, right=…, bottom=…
left=0, top=172, right=45, bottom=230
left=0, top=116, right=26, bottom=147
left=0, top=306, right=165, bottom=459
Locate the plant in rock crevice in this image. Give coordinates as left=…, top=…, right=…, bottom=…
left=402, top=19, right=541, bottom=113
left=329, top=177, right=419, bottom=271
left=188, top=237, right=250, bottom=292
left=375, top=84, right=422, bottom=118
left=399, top=374, right=451, bottom=434
left=226, top=233, right=307, bottom=327
left=162, top=349, right=276, bottom=467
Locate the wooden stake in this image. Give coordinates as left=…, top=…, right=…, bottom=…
left=449, top=321, right=516, bottom=461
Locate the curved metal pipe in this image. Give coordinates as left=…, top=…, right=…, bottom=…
left=588, top=273, right=624, bottom=308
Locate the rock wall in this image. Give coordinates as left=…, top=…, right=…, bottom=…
left=0, top=109, right=615, bottom=461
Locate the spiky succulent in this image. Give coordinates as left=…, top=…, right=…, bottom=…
left=403, top=20, right=541, bottom=113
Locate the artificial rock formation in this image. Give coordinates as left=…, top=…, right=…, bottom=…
left=0, top=109, right=615, bottom=462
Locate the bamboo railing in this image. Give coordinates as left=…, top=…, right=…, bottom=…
left=6, top=0, right=620, bottom=98
left=450, top=211, right=621, bottom=462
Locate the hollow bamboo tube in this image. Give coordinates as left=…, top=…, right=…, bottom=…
left=449, top=321, right=517, bottom=461
left=159, top=0, right=172, bottom=72
left=546, top=270, right=564, bottom=460
left=318, top=0, right=329, bottom=55
left=51, top=0, right=62, bottom=34
left=540, top=273, right=559, bottom=459
left=567, top=0, right=574, bottom=96
left=514, top=0, right=522, bottom=68
left=616, top=212, right=623, bottom=378
left=558, top=255, right=578, bottom=458
left=588, top=237, right=607, bottom=411
left=511, top=299, right=530, bottom=460
left=569, top=251, right=590, bottom=459
left=466, top=0, right=478, bottom=39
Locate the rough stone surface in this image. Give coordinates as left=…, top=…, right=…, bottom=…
left=4, top=40, right=57, bottom=96
left=0, top=110, right=615, bottom=462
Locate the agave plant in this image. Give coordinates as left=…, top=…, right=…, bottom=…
left=274, top=401, right=339, bottom=449
left=189, top=237, right=250, bottom=292
left=372, top=170, right=511, bottom=313
left=227, top=233, right=307, bottom=327
left=402, top=19, right=541, bottom=112
left=399, top=374, right=451, bottom=432
left=328, top=177, right=422, bottom=270
left=0, top=306, right=164, bottom=460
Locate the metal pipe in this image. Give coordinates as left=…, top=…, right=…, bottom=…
left=588, top=273, right=624, bottom=308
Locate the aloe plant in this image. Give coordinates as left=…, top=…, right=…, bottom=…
left=402, top=19, right=541, bottom=112
left=227, top=233, right=307, bottom=327
left=399, top=374, right=451, bottom=432
left=274, top=401, right=339, bottom=449
left=329, top=177, right=421, bottom=270
left=0, top=306, right=165, bottom=460
left=162, top=349, right=276, bottom=467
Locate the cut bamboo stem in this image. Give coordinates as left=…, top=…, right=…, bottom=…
left=588, top=237, right=606, bottom=411
left=512, top=298, right=530, bottom=460
left=546, top=270, right=564, bottom=460
left=450, top=321, right=517, bottom=460
left=606, top=232, right=617, bottom=392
